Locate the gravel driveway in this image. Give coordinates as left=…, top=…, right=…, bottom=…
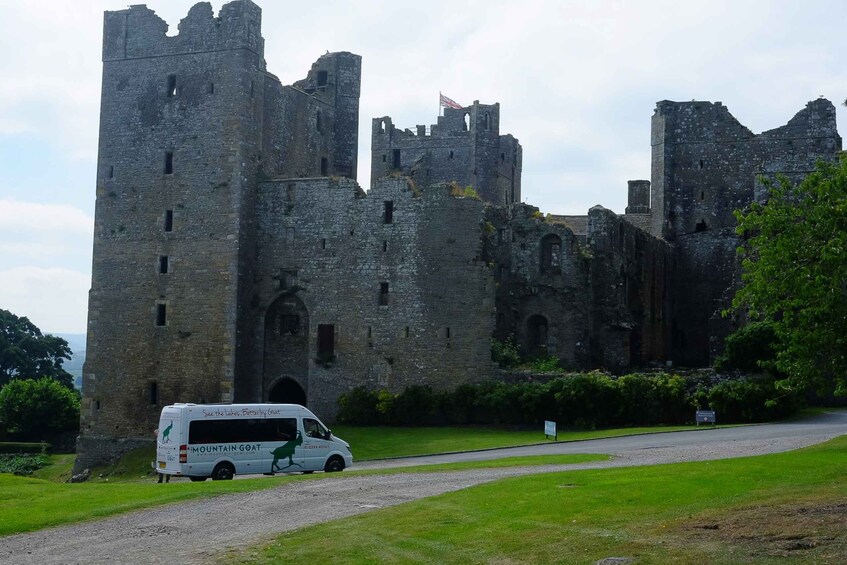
left=3, top=411, right=846, bottom=565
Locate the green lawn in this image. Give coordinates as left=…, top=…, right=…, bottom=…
left=331, top=424, right=705, bottom=460
left=0, top=473, right=305, bottom=536
left=231, top=436, right=847, bottom=564
left=0, top=423, right=735, bottom=537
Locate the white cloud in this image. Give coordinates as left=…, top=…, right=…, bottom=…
left=0, top=199, right=93, bottom=235
left=0, top=267, right=90, bottom=334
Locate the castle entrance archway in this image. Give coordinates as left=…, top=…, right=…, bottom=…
left=263, top=295, right=310, bottom=402
left=268, top=378, right=307, bottom=405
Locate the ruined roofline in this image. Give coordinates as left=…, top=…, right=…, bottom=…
left=654, top=97, right=840, bottom=140
left=373, top=100, right=504, bottom=139
left=104, top=1, right=264, bottom=62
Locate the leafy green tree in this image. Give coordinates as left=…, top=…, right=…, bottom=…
left=715, top=321, right=779, bottom=373
left=732, top=157, right=847, bottom=396
left=0, top=309, right=73, bottom=389
left=0, top=377, right=80, bottom=440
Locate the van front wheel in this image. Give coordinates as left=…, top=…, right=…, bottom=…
left=211, top=462, right=235, bottom=481
left=324, top=456, right=345, bottom=473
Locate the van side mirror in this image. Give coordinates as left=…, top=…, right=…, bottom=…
left=325, top=429, right=332, bottom=440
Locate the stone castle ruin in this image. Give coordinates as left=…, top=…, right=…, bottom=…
left=75, top=0, right=842, bottom=469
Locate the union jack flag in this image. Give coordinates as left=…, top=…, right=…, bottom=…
left=439, top=92, right=463, bottom=110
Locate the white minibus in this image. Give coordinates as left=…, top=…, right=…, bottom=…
left=155, top=403, right=353, bottom=481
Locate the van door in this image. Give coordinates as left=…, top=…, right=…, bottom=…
left=267, top=417, right=305, bottom=473
left=156, top=408, right=182, bottom=474
left=301, top=417, right=333, bottom=471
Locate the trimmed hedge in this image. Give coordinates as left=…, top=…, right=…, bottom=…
left=336, top=372, right=801, bottom=427
left=0, top=442, right=49, bottom=455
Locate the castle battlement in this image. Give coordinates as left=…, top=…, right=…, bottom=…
left=103, top=1, right=265, bottom=62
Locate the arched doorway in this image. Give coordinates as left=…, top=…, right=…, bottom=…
left=264, top=295, right=309, bottom=401
left=527, top=314, right=549, bottom=357
left=268, top=378, right=307, bottom=405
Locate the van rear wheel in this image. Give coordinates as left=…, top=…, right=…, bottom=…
left=211, top=462, right=235, bottom=481
left=324, top=456, right=345, bottom=473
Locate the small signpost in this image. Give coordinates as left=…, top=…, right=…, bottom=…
left=696, top=410, right=716, bottom=426
left=544, top=420, right=557, bottom=440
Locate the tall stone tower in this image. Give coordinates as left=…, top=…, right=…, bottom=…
left=78, top=0, right=361, bottom=469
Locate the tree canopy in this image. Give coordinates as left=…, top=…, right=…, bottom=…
left=0, top=377, right=80, bottom=440
left=0, top=309, right=74, bottom=389
left=732, top=156, right=847, bottom=396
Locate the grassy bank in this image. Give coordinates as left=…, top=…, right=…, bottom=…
left=331, top=424, right=706, bottom=460
left=232, top=436, right=847, bottom=564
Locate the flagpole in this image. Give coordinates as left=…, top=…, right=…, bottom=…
left=438, top=91, right=441, bottom=117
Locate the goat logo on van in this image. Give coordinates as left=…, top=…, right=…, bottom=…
left=161, top=421, right=173, bottom=443
left=271, top=431, right=303, bottom=471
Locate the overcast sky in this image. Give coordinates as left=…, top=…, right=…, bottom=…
left=1, top=0, right=846, bottom=337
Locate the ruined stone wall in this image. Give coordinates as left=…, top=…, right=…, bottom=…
left=651, top=99, right=841, bottom=365
left=252, top=177, right=495, bottom=418
left=79, top=1, right=267, bottom=470
left=485, top=205, right=592, bottom=369
left=371, top=102, right=521, bottom=205
left=587, top=207, right=674, bottom=371
left=261, top=52, right=361, bottom=180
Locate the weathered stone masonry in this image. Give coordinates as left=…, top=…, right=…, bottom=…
left=76, top=0, right=842, bottom=471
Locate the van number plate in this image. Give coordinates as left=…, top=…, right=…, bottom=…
left=158, top=461, right=166, bottom=469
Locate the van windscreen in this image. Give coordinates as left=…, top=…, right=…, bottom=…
left=188, top=418, right=297, bottom=444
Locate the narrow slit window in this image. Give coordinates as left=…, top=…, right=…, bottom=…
left=384, top=201, right=394, bottom=224
left=156, top=303, right=167, bottom=326
left=317, top=70, right=328, bottom=87
left=321, top=238, right=327, bottom=249
left=166, top=74, right=177, bottom=97
left=207, top=82, right=215, bottom=94
left=148, top=381, right=158, bottom=405
left=108, top=166, right=114, bottom=179
left=382, top=240, right=388, bottom=252
left=404, top=326, right=410, bottom=338
left=316, top=110, right=322, bottom=133
left=392, top=149, right=401, bottom=169
left=379, top=282, right=389, bottom=306
left=164, top=210, right=173, bottom=232
left=445, top=327, right=451, bottom=339
left=317, top=324, right=335, bottom=360
left=164, top=152, right=174, bottom=175
left=159, top=255, right=169, bottom=274
left=321, top=157, right=328, bottom=175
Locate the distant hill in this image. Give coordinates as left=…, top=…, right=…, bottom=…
left=57, top=333, right=86, bottom=390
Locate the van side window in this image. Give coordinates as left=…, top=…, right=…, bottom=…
left=303, top=418, right=328, bottom=439
left=189, top=417, right=298, bottom=444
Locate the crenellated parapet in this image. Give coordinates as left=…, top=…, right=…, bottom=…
left=371, top=101, right=521, bottom=205
left=103, top=1, right=265, bottom=62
